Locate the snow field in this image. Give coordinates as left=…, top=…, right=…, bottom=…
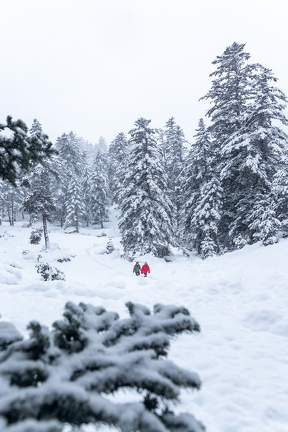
left=0, top=220, right=288, bottom=432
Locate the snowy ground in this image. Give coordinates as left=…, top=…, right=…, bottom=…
left=0, top=212, right=288, bottom=432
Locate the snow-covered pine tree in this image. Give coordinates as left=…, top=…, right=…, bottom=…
left=0, top=301, right=204, bottom=432
left=220, top=63, right=288, bottom=247
left=247, top=194, right=281, bottom=246
left=180, top=119, right=223, bottom=258
left=78, top=137, right=95, bottom=161
left=23, top=165, right=57, bottom=249
left=90, top=149, right=110, bottom=228
left=97, top=136, right=108, bottom=153
left=200, top=42, right=252, bottom=249
left=55, top=132, right=86, bottom=227
left=22, top=120, right=59, bottom=248
left=163, top=118, right=186, bottom=224
left=108, top=132, right=129, bottom=205
left=155, top=127, right=166, bottom=154
left=201, top=42, right=288, bottom=249
left=119, top=118, right=175, bottom=258
left=0, top=180, right=23, bottom=226
left=82, top=162, right=93, bottom=227
left=201, top=42, right=250, bottom=145
left=55, top=132, right=85, bottom=180
left=30, top=118, right=43, bottom=135
left=63, top=173, right=86, bottom=233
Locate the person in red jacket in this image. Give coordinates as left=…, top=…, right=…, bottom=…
left=141, top=262, right=150, bottom=277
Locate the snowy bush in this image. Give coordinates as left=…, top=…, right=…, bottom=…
left=29, top=228, right=43, bottom=245
left=105, top=238, right=115, bottom=254
left=56, top=257, right=71, bottom=263
left=36, top=262, right=65, bottom=281
left=0, top=301, right=204, bottom=432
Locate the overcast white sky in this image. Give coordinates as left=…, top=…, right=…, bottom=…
left=1, top=0, right=288, bottom=145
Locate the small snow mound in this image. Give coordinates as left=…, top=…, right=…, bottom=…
left=0, top=263, right=22, bottom=285
left=242, top=309, right=282, bottom=332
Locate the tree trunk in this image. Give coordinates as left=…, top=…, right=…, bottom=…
left=10, top=194, right=14, bottom=226
left=100, top=210, right=104, bottom=229
left=75, top=215, right=79, bottom=233
left=8, top=204, right=13, bottom=226
left=42, top=213, right=50, bottom=249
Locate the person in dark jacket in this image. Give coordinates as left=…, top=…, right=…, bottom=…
left=141, top=262, right=150, bottom=277
left=133, top=261, right=141, bottom=276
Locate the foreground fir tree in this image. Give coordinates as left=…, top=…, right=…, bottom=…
left=119, top=118, right=175, bottom=258
left=0, top=301, right=204, bottom=432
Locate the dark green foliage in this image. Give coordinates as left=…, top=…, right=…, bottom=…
left=0, top=116, right=56, bottom=186
left=23, top=188, right=56, bottom=220
left=0, top=301, right=204, bottom=432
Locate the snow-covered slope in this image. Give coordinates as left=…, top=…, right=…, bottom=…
left=0, top=216, right=287, bottom=432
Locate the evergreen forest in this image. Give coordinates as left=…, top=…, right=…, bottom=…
left=1, top=42, right=288, bottom=260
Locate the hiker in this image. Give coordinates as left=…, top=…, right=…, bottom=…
left=141, top=262, right=150, bottom=277
left=133, top=261, right=141, bottom=276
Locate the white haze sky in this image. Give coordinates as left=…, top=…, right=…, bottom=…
left=1, top=0, right=288, bottom=145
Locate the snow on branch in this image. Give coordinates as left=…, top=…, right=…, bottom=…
left=0, top=301, right=204, bottom=432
